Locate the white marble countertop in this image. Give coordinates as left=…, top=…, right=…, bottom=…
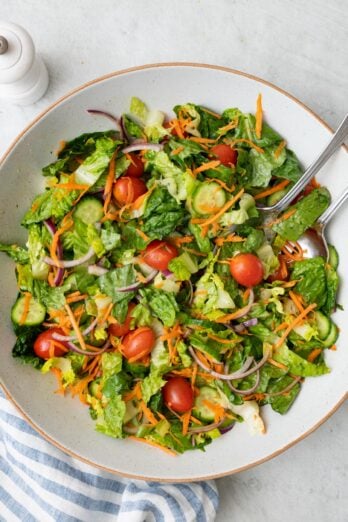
left=0, top=1, right=347, bottom=520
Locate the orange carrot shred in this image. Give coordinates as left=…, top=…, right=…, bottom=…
left=254, top=179, right=290, bottom=200
left=19, top=292, right=32, bottom=325
left=255, top=93, right=263, bottom=139
left=128, top=436, right=177, bottom=456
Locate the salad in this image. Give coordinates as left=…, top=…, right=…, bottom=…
left=0, top=96, right=340, bottom=455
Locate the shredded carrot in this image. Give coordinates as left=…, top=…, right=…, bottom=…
left=207, top=178, right=236, bottom=193
left=98, top=302, right=114, bottom=325
left=131, top=185, right=156, bottom=211
left=215, top=302, right=252, bottom=323
left=19, top=292, right=32, bottom=325
left=135, top=228, right=150, bottom=241
left=66, top=293, right=87, bottom=304
left=103, top=153, right=116, bottom=214
left=189, top=136, right=216, bottom=144
left=50, top=367, right=65, bottom=395
left=266, top=208, right=296, bottom=228
left=201, top=107, right=221, bottom=119
left=55, top=183, right=90, bottom=191
left=254, top=179, right=290, bottom=200
left=128, top=436, right=177, bottom=456
left=255, top=94, right=263, bottom=139
left=171, top=236, right=194, bottom=247
left=202, top=400, right=225, bottom=423
left=214, top=233, right=245, bottom=246
left=330, top=344, right=337, bottom=351
left=191, top=362, right=198, bottom=390
left=171, top=119, right=185, bottom=139
left=139, top=401, right=158, bottom=425
left=281, top=280, right=299, bottom=288
left=123, top=382, right=142, bottom=402
left=181, top=410, right=192, bottom=436
left=191, top=188, right=244, bottom=228
left=182, top=247, right=207, bottom=257
left=171, top=368, right=193, bottom=379
left=217, top=119, right=239, bottom=136
left=307, top=348, right=322, bottom=363
left=128, top=348, right=153, bottom=364
left=195, top=350, right=214, bottom=369
left=243, top=393, right=266, bottom=401
left=274, top=140, right=287, bottom=159
left=193, top=160, right=221, bottom=175
left=64, top=303, right=87, bottom=351
left=206, top=333, right=238, bottom=344
left=289, top=291, right=304, bottom=313
left=275, top=303, right=317, bottom=349
left=170, top=146, right=185, bottom=156
left=229, top=138, right=264, bottom=154
left=274, top=322, right=288, bottom=333
left=190, top=415, right=202, bottom=425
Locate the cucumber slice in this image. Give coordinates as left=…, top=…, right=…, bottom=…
left=328, top=245, right=339, bottom=270
left=266, top=188, right=288, bottom=206
left=192, top=182, right=226, bottom=216
left=74, top=197, right=103, bottom=225
left=321, top=321, right=338, bottom=348
left=192, top=386, right=224, bottom=422
left=88, top=379, right=101, bottom=398
left=11, top=295, right=46, bottom=326
left=314, top=311, right=331, bottom=340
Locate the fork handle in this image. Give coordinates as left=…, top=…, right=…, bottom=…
left=271, top=113, right=348, bottom=213
left=318, top=187, right=348, bottom=227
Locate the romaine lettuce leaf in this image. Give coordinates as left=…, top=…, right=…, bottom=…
left=0, top=243, right=29, bottom=264
left=75, top=137, right=117, bottom=186
left=273, top=343, right=330, bottom=377
left=142, top=186, right=185, bottom=239
left=41, top=357, right=76, bottom=387
left=140, top=288, right=179, bottom=327
left=220, top=193, right=258, bottom=227
left=291, top=257, right=327, bottom=307
left=168, top=251, right=198, bottom=281
left=96, top=395, right=126, bottom=438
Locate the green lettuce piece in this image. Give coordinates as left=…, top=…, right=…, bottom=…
left=223, top=110, right=283, bottom=148
left=129, top=97, right=168, bottom=142
left=188, top=223, right=211, bottom=253
left=101, top=352, right=122, bottom=379
left=140, top=288, right=179, bottom=327
left=145, top=150, right=195, bottom=202
left=322, top=264, right=339, bottom=315
left=86, top=224, right=105, bottom=258
left=58, top=131, right=118, bottom=160
left=266, top=375, right=301, bottom=414
left=204, top=164, right=235, bottom=185
left=220, top=193, right=258, bottom=227
left=256, top=243, right=279, bottom=278
left=273, top=188, right=331, bottom=241
left=102, top=373, right=130, bottom=398
left=11, top=324, right=44, bottom=369
left=22, top=187, right=80, bottom=226
left=248, top=146, right=287, bottom=188
left=0, top=243, right=29, bottom=264
left=142, top=186, right=185, bottom=239
left=33, top=280, right=66, bottom=310
left=177, top=340, right=192, bottom=367
left=291, top=257, right=327, bottom=307
left=100, top=222, right=121, bottom=251
left=74, top=137, right=117, bottom=186
left=174, top=103, right=202, bottom=137
left=62, top=218, right=89, bottom=257
left=27, top=225, right=49, bottom=280
left=98, top=265, right=136, bottom=304
left=41, top=357, right=76, bottom=387
left=122, top=115, right=143, bottom=139
left=166, top=138, right=204, bottom=169
left=168, top=251, right=198, bottom=281
left=42, top=157, right=69, bottom=177
left=96, top=395, right=126, bottom=438
left=130, top=301, right=153, bottom=327
left=141, top=370, right=166, bottom=404
left=272, top=149, right=302, bottom=182
left=130, top=97, right=148, bottom=123
left=274, top=343, right=329, bottom=377
left=151, top=339, right=170, bottom=371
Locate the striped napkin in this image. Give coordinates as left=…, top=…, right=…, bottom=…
left=0, top=388, right=219, bottom=521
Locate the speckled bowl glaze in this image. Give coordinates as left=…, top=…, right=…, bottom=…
left=0, top=64, right=347, bottom=481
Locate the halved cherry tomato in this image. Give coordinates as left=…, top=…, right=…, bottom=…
left=162, top=377, right=194, bottom=413
left=229, top=253, right=264, bottom=287
left=113, top=177, right=147, bottom=206
left=108, top=303, right=136, bottom=337
left=142, top=240, right=178, bottom=271
left=211, top=144, right=238, bottom=166
left=33, top=328, right=69, bottom=360
left=268, top=255, right=288, bottom=282
left=122, top=327, right=156, bottom=361
left=125, top=153, right=144, bottom=178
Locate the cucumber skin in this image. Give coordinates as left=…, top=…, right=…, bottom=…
left=74, top=197, right=103, bottom=225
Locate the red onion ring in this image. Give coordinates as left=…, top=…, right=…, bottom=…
left=44, top=219, right=64, bottom=286
left=52, top=317, right=99, bottom=342
left=88, top=264, right=109, bottom=276
left=219, top=423, right=235, bottom=435
left=225, top=362, right=261, bottom=395
left=44, top=247, right=95, bottom=268
left=122, top=143, right=163, bottom=154
left=65, top=338, right=111, bottom=356
left=188, top=419, right=224, bottom=434
left=188, top=347, right=254, bottom=380
left=86, top=109, right=123, bottom=138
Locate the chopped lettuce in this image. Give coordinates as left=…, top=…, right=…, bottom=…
left=140, top=288, right=179, bottom=327
left=168, top=251, right=198, bottom=281
left=220, top=193, right=258, bottom=227
left=291, top=257, right=327, bottom=308
left=142, top=186, right=185, bottom=239
left=41, top=357, right=76, bottom=387
left=96, top=395, right=126, bottom=438
left=274, top=342, right=330, bottom=377
left=0, top=243, right=29, bottom=264
left=74, top=137, right=117, bottom=186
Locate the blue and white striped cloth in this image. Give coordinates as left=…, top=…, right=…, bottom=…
left=0, top=388, right=218, bottom=521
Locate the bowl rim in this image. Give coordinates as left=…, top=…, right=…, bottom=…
left=1, top=62, right=347, bottom=482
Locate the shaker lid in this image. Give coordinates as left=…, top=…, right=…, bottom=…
left=0, top=21, right=35, bottom=83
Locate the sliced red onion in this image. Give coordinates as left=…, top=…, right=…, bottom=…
left=52, top=317, right=99, bottom=342
left=188, top=419, right=224, bottom=434
left=222, top=289, right=255, bottom=326
left=188, top=347, right=254, bottom=380
left=122, top=143, right=163, bottom=154
left=115, top=269, right=158, bottom=292
left=225, top=363, right=261, bottom=396
left=219, top=423, right=235, bottom=435
left=86, top=109, right=123, bottom=137
left=264, top=376, right=301, bottom=397
left=162, top=269, right=173, bottom=278
left=44, top=247, right=95, bottom=268
left=88, top=264, right=109, bottom=276
left=65, top=338, right=111, bottom=356
left=44, top=219, right=65, bottom=286
left=234, top=324, right=246, bottom=333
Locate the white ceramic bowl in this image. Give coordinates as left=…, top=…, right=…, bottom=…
left=0, top=64, right=347, bottom=481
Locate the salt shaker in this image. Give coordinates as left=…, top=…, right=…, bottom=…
left=0, top=21, right=49, bottom=105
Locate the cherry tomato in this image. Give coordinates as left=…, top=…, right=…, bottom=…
left=122, top=327, right=156, bottom=361
left=125, top=153, right=144, bottom=178
left=142, top=240, right=178, bottom=271
left=268, top=255, right=288, bottom=282
left=211, top=144, right=238, bottom=166
left=33, top=328, right=69, bottom=360
left=229, top=253, right=264, bottom=287
left=108, top=303, right=136, bottom=337
left=162, top=377, right=194, bottom=413
left=113, top=177, right=147, bottom=206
